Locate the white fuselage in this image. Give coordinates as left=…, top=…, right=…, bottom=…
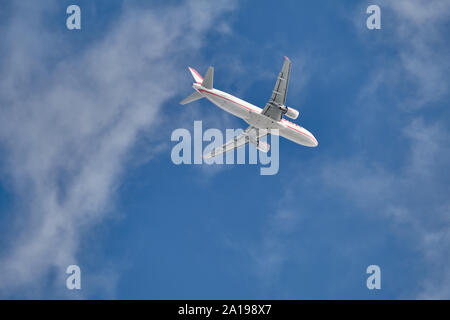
left=193, top=83, right=318, bottom=147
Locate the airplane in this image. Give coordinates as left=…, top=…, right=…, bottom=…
left=180, top=57, right=318, bottom=159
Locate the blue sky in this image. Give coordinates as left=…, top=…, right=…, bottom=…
left=0, top=0, right=449, bottom=299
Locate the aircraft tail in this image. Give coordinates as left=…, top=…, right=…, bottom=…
left=187, top=66, right=214, bottom=89
left=180, top=66, right=214, bottom=105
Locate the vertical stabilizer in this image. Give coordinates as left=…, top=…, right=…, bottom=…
left=188, top=67, right=204, bottom=83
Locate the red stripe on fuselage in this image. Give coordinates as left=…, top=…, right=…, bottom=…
left=198, top=89, right=258, bottom=112
left=284, top=123, right=317, bottom=144
left=198, top=88, right=316, bottom=142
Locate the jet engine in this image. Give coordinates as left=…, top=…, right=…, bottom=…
left=280, top=105, right=299, bottom=120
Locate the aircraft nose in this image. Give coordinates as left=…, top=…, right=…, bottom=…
left=309, top=135, right=318, bottom=147
left=310, top=134, right=318, bottom=147
left=303, top=128, right=318, bottom=147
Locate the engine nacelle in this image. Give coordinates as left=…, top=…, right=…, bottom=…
left=281, top=105, right=299, bottom=120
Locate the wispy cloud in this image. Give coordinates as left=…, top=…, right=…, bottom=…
left=354, top=0, right=450, bottom=110
left=0, top=0, right=236, bottom=298
left=322, top=117, right=450, bottom=298
left=247, top=0, right=450, bottom=298
left=324, top=0, right=450, bottom=298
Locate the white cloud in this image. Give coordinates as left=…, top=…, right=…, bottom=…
left=0, top=0, right=236, bottom=297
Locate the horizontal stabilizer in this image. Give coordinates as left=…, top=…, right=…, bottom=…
left=180, top=91, right=204, bottom=105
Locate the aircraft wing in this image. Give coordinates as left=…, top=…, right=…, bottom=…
left=261, top=57, right=291, bottom=120
left=203, top=126, right=270, bottom=159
